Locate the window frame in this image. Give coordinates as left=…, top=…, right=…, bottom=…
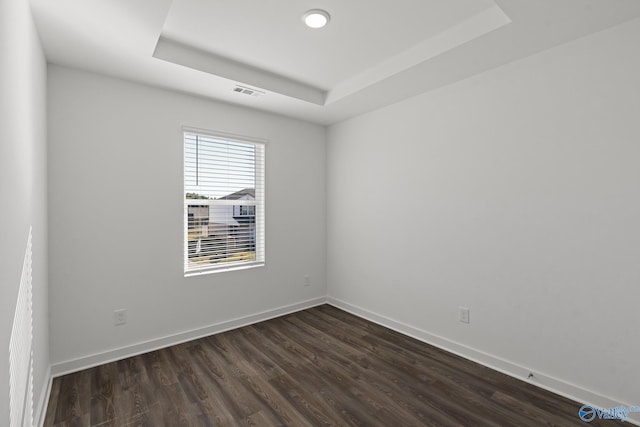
left=183, top=127, right=266, bottom=276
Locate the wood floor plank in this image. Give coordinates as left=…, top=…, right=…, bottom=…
left=282, top=312, right=491, bottom=426
left=53, top=371, right=89, bottom=425
left=43, top=305, right=626, bottom=426
left=269, top=317, right=437, bottom=426
left=311, top=308, right=557, bottom=425
left=44, top=374, right=62, bottom=427
left=198, top=337, right=264, bottom=420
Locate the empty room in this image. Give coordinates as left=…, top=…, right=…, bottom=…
left=2, top=0, right=639, bottom=425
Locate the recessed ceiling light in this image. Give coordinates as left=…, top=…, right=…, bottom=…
left=303, top=9, right=330, bottom=29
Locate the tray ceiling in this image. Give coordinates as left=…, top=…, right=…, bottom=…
left=29, top=0, right=640, bottom=124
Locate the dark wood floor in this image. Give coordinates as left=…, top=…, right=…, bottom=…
left=44, top=305, right=622, bottom=426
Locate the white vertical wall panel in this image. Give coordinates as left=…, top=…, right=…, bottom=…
left=9, top=228, right=33, bottom=427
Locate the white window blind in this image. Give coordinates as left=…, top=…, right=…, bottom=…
left=184, top=129, right=265, bottom=274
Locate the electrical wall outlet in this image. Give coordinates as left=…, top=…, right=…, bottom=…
left=114, top=309, right=127, bottom=326
left=304, top=275, right=310, bottom=287
left=459, top=307, right=470, bottom=324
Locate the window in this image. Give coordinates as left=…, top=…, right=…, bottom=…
left=237, top=205, right=255, bottom=217
left=184, top=129, right=265, bottom=275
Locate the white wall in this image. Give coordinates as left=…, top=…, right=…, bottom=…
left=48, top=66, right=326, bottom=368
left=327, top=18, right=640, bottom=409
left=0, top=0, right=49, bottom=424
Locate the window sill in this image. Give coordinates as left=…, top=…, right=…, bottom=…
left=184, top=261, right=265, bottom=277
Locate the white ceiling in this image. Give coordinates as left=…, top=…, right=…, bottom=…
left=161, top=0, right=496, bottom=90
left=29, top=0, right=640, bottom=125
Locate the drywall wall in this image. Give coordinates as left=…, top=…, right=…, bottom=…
left=0, top=0, right=49, bottom=424
left=48, top=66, right=326, bottom=368
left=327, top=17, right=640, bottom=410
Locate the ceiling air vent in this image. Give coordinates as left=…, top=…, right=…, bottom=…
left=232, top=85, right=265, bottom=97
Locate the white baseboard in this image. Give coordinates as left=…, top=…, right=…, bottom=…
left=326, top=296, right=640, bottom=426
left=50, top=297, right=327, bottom=378
left=35, top=366, right=52, bottom=427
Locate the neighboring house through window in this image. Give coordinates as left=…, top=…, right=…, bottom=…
left=184, top=129, right=265, bottom=274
